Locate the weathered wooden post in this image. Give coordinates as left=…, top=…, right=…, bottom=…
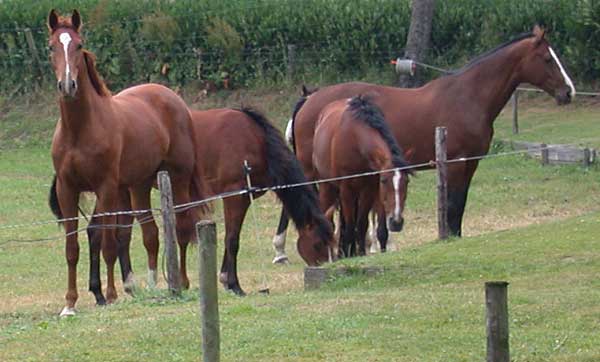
left=24, top=28, right=43, bottom=86
left=287, top=44, right=297, bottom=80
left=540, top=143, right=549, bottom=166
left=511, top=91, right=519, bottom=134
left=157, top=171, right=182, bottom=294
left=583, top=148, right=591, bottom=168
left=197, top=220, right=220, bottom=362
left=485, top=281, right=510, bottom=362
left=435, top=127, right=449, bottom=240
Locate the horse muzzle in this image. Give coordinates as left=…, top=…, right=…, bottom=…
left=57, top=78, right=78, bottom=98
left=387, top=217, right=404, bottom=232
left=555, top=87, right=572, bottom=106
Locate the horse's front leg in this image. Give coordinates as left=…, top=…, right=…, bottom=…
left=97, top=183, right=120, bottom=304
left=56, top=179, right=80, bottom=316
left=86, top=205, right=106, bottom=305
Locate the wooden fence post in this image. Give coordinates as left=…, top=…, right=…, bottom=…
left=540, top=143, right=549, bottom=166
left=511, top=91, right=519, bottom=134
left=287, top=44, right=296, bottom=80
left=485, top=281, right=510, bottom=362
left=583, top=148, right=591, bottom=168
left=197, top=220, right=220, bottom=362
left=157, top=171, right=182, bottom=294
left=24, top=28, right=43, bottom=86
left=435, top=127, right=449, bottom=240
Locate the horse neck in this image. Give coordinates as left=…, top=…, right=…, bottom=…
left=447, top=42, right=529, bottom=123
left=58, top=58, right=107, bottom=137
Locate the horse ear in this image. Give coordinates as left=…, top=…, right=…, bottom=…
left=533, top=25, right=545, bottom=44
left=71, top=9, right=82, bottom=32
left=301, top=85, right=309, bottom=97
left=48, top=9, right=59, bottom=32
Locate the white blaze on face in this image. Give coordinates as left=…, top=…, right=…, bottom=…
left=392, top=170, right=402, bottom=221
left=285, top=118, right=294, bottom=145
left=548, top=46, right=576, bottom=98
left=59, top=32, right=72, bottom=81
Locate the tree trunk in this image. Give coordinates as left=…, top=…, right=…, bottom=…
left=397, top=0, right=436, bottom=88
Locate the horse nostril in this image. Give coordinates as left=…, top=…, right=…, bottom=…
left=71, top=80, right=77, bottom=91
left=57, top=81, right=63, bottom=92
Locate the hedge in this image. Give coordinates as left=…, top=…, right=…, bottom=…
left=0, top=0, right=598, bottom=94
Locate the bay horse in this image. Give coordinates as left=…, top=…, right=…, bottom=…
left=313, top=95, right=411, bottom=257
left=47, top=10, right=199, bottom=315
left=190, top=107, right=333, bottom=295
left=271, top=25, right=575, bottom=261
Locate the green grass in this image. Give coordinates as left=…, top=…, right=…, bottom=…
left=0, top=90, right=599, bottom=361
left=495, top=95, right=600, bottom=149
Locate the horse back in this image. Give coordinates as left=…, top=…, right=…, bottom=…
left=190, top=109, right=268, bottom=195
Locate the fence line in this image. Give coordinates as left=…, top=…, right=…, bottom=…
left=0, top=143, right=577, bottom=236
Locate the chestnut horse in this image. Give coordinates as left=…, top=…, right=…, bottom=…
left=190, top=107, right=333, bottom=295
left=47, top=10, right=199, bottom=315
left=272, top=25, right=575, bottom=261
left=313, top=96, right=411, bottom=257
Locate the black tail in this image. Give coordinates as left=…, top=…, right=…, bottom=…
left=239, top=107, right=332, bottom=244
left=49, top=174, right=63, bottom=223
left=347, top=95, right=410, bottom=170
left=289, top=85, right=318, bottom=154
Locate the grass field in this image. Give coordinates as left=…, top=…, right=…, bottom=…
left=0, top=90, right=599, bottom=361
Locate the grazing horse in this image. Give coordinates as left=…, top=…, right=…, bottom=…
left=47, top=10, right=198, bottom=315
left=272, top=25, right=575, bottom=261
left=190, top=107, right=333, bottom=295
left=313, top=96, right=411, bottom=257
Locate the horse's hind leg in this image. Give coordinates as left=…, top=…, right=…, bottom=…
left=272, top=208, right=290, bottom=264
left=87, top=206, right=106, bottom=305
left=130, top=184, right=159, bottom=288
left=447, top=160, right=478, bottom=237
left=222, top=195, right=250, bottom=296
left=171, top=178, right=197, bottom=290
left=116, top=190, right=135, bottom=294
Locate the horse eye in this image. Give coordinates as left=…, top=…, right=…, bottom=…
left=48, top=45, right=54, bottom=51
left=76, top=44, right=83, bottom=50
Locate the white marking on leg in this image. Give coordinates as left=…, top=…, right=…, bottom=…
left=60, top=306, right=76, bottom=317
left=392, top=170, right=402, bottom=221
left=272, top=232, right=289, bottom=264
left=59, top=32, right=72, bottom=81
left=368, top=215, right=378, bottom=253
left=549, top=46, right=576, bottom=98
left=147, top=269, right=157, bottom=288
left=123, top=272, right=136, bottom=294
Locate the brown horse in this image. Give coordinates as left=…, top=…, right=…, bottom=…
left=313, top=96, right=411, bottom=257
left=47, top=10, right=199, bottom=315
left=272, top=25, right=575, bottom=260
left=190, top=107, right=333, bottom=295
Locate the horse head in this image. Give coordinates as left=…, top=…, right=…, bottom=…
left=296, top=219, right=335, bottom=265
left=47, top=9, right=84, bottom=99
left=519, top=25, right=576, bottom=105
left=379, top=169, right=410, bottom=232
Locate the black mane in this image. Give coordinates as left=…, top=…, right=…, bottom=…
left=452, top=31, right=535, bottom=74
left=347, top=95, right=409, bottom=170
left=238, top=107, right=333, bottom=245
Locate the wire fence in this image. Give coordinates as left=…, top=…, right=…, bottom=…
left=0, top=143, right=578, bottom=245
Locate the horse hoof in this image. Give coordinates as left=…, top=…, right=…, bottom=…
left=124, top=273, right=137, bottom=295
left=59, top=306, right=76, bottom=317
left=95, top=297, right=107, bottom=306
left=219, top=273, right=228, bottom=285
left=147, top=269, right=157, bottom=289
left=272, top=255, right=289, bottom=264
left=225, top=285, right=246, bottom=297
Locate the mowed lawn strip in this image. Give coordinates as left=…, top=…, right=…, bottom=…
left=1, top=211, right=598, bottom=362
